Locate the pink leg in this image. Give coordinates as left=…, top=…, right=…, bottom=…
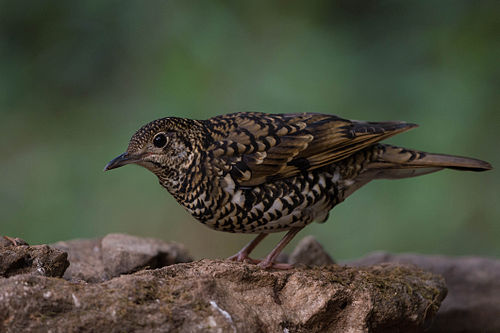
left=259, top=227, right=304, bottom=270
left=227, top=233, right=268, bottom=263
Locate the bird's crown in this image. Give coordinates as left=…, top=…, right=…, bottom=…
left=127, top=117, right=205, bottom=153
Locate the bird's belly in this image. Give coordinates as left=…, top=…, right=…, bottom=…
left=197, top=170, right=341, bottom=234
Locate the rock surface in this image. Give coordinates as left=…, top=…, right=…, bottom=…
left=289, top=235, right=335, bottom=266
left=51, top=237, right=107, bottom=282
left=0, top=240, right=69, bottom=278
left=52, top=233, right=192, bottom=282
left=4, top=233, right=498, bottom=332
left=1, top=236, right=28, bottom=247
left=348, top=252, right=500, bottom=333
left=0, top=259, right=446, bottom=333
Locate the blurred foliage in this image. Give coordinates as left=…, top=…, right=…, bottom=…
left=0, top=1, right=498, bottom=260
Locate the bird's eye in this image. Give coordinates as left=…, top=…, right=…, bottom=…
left=153, top=133, right=167, bottom=148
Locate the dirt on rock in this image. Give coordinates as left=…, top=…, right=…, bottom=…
left=0, top=259, right=446, bottom=333
left=0, top=241, right=68, bottom=278
left=348, top=251, right=500, bottom=333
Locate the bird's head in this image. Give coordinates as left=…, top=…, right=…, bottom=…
left=104, top=117, right=206, bottom=183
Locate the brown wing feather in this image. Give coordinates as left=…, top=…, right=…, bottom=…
left=205, top=112, right=417, bottom=186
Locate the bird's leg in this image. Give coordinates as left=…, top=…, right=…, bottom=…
left=259, top=227, right=304, bottom=270
left=227, top=233, right=268, bottom=263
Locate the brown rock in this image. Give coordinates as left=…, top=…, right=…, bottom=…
left=101, top=233, right=192, bottom=277
left=0, top=244, right=69, bottom=278
left=52, top=237, right=108, bottom=282
left=52, top=233, right=193, bottom=282
left=348, top=252, right=500, bottom=333
left=289, top=235, right=335, bottom=266
left=1, top=236, right=29, bottom=247
left=0, top=259, right=446, bottom=332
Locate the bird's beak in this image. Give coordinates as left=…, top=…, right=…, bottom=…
left=104, top=152, right=136, bottom=171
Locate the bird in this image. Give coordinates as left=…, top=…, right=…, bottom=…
left=104, top=112, right=492, bottom=269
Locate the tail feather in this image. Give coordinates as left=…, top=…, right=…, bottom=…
left=409, top=152, right=492, bottom=171
left=338, top=144, right=491, bottom=199
left=370, top=144, right=492, bottom=179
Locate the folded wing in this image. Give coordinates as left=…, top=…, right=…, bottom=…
left=205, top=112, right=417, bottom=186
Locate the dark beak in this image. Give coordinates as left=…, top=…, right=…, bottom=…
left=104, top=152, right=135, bottom=171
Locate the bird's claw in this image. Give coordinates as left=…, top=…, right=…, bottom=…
left=227, top=253, right=261, bottom=264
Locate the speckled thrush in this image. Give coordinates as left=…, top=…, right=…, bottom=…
left=105, top=112, right=492, bottom=269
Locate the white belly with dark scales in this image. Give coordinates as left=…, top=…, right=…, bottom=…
left=197, top=168, right=344, bottom=233
left=170, top=144, right=386, bottom=234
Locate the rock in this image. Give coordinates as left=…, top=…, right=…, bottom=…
left=1, top=236, right=29, bottom=247
left=275, top=252, right=289, bottom=264
left=289, top=235, right=335, bottom=266
left=348, top=252, right=500, bottom=333
left=52, top=233, right=193, bottom=282
left=52, top=237, right=108, bottom=282
left=0, top=259, right=446, bottom=333
left=0, top=244, right=69, bottom=278
left=101, top=233, right=193, bottom=278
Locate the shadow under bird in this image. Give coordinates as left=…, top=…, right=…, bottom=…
left=105, top=112, right=492, bottom=269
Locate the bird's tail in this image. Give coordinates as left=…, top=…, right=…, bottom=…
left=369, top=144, right=492, bottom=180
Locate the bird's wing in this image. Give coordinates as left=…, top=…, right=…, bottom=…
left=205, top=112, right=417, bottom=186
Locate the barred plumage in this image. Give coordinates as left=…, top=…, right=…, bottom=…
left=105, top=112, right=492, bottom=269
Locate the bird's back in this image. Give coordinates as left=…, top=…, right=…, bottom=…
left=203, top=112, right=417, bottom=185
left=173, top=112, right=488, bottom=233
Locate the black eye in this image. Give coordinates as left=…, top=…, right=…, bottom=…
left=153, top=133, right=167, bottom=148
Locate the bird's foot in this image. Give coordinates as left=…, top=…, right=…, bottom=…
left=227, top=252, right=261, bottom=264
left=227, top=252, right=246, bottom=262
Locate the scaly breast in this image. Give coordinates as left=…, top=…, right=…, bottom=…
left=195, top=170, right=342, bottom=234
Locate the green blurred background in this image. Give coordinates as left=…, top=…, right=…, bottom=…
left=1, top=1, right=498, bottom=261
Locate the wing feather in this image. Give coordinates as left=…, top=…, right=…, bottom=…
left=205, top=112, right=416, bottom=186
